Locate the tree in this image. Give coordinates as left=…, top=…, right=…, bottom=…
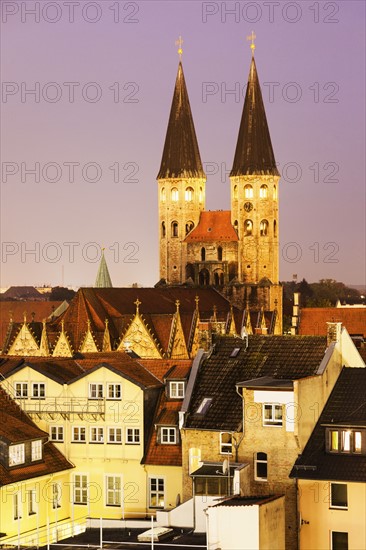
left=49, top=287, right=76, bottom=302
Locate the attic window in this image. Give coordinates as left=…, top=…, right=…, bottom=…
left=9, top=444, right=25, bottom=467
left=31, top=440, right=42, bottom=461
left=196, top=397, right=212, bottom=415
left=327, top=428, right=364, bottom=454
left=230, top=347, right=240, bottom=358
left=169, top=381, right=185, bottom=399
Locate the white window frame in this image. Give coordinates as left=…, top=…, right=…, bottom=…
left=52, top=483, right=62, bottom=509
left=149, top=477, right=165, bottom=509
left=330, top=482, right=348, bottom=510
left=185, top=187, right=194, bottom=202
left=32, top=382, right=45, bottom=399
left=14, top=492, right=22, bottom=520
left=105, top=475, right=122, bottom=507
left=244, top=184, right=253, bottom=199
left=160, top=427, right=177, bottom=444
left=72, top=426, right=86, bottom=443
left=89, top=383, right=104, bottom=399
left=107, top=383, right=122, bottom=400
left=108, top=427, right=122, bottom=444
left=254, top=452, right=268, bottom=481
left=15, top=382, right=28, bottom=398
left=9, top=443, right=25, bottom=466
left=90, top=426, right=104, bottom=443
left=171, top=187, right=179, bottom=202
left=28, top=489, right=37, bottom=515
left=169, top=381, right=185, bottom=399
left=220, top=432, right=233, bottom=455
left=126, top=427, right=140, bottom=445
left=260, top=184, right=268, bottom=198
left=74, top=474, right=88, bottom=505
left=50, top=426, right=64, bottom=442
left=263, top=403, right=283, bottom=426
left=31, top=440, right=42, bottom=461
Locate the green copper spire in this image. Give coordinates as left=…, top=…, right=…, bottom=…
left=95, top=249, right=113, bottom=288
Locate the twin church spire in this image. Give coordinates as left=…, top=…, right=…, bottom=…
left=158, top=36, right=278, bottom=180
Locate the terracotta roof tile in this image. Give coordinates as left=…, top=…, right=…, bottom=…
left=185, top=211, right=238, bottom=242
left=299, top=307, right=366, bottom=337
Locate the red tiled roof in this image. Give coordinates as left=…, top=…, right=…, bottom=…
left=143, top=393, right=182, bottom=467
left=184, top=211, right=238, bottom=242
left=0, top=386, right=73, bottom=486
left=299, top=308, right=366, bottom=336
left=0, top=301, right=62, bottom=350
left=138, top=359, right=193, bottom=382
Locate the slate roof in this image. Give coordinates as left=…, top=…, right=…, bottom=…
left=184, top=335, right=327, bottom=431
left=1, top=286, right=43, bottom=301
left=230, top=57, right=279, bottom=177
left=157, top=61, right=205, bottom=180
left=184, top=211, right=239, bottom=242
left=299, top=307, right=366, bottom=337
left=290, top=367, right=366, bottom=482
left=0, top=386, right=73, bottom=486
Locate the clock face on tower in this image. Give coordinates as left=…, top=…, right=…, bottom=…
left=244, top=202, right=253, bottom=212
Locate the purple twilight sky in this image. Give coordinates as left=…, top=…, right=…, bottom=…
left=1, top=0, right=365, bottom=289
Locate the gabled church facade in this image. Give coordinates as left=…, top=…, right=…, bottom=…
left=157, top=45, right=282, bottom=331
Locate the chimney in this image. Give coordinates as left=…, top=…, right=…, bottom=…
left=326, top=322, right=342, bottom=347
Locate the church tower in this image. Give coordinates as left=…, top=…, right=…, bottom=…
left=157, top=42, right=206, bottom=285
left=229, top=36, right=282, bottom=316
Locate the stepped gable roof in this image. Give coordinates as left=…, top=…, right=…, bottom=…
left=0, top=386, right=73, bottom=486
left=230, top=56, right=279, bottom=177
left=184, top=211, right=238, bottom=242
left=157, top=61, right=205, bottom=180
left=185, top=335, right=327, bottom=431
left=290, top=368, right=366, bottom=482
left=299, top=307, right=366, bottom=337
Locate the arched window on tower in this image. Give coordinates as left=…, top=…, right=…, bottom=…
left=217, top=246, right=223, bottom=261
left=199, top=187, right=203, bottom=203
left=161, top=187, right=166, bottom=202
left=171, top=221, right=178, bottom=237
left=244, top=220, right=253, bottom=236
left=273, top=185, right=277, bottom=200
left=260, top=184, right=268, bottom=198
left=234, top=220, right=239, bottom=235
left=171, top=188, right=179, bottom=202
left=274, top=220, right=277, bottom=237
left=185, top=187, right=194, bottom=201
left=260, top=220, right=269, bottom=236
left=233, top=185, right=238, bottom=200
left=201, top=247, right=206, bottom=261
left=185, top=221, right=194, bottom=235
left=244, top=185, right=253, bottom=199
left=161, top=222, right=166, bottom=238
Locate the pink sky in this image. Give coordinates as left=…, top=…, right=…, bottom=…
left=1, top=1, right=365, bottom=288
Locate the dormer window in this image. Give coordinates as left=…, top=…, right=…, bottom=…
left=31, top=440, right=42, bottom=461
left=9, top=443, right=25, bottom=466
left=169, top=381, right=185, bottom=399
left=327, top=428, right=364, bottom=454
left=159, top=427, right=177, bottom=444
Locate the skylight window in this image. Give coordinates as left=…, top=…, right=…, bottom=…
left=230, top=347, right=240, bottom=357
left=196, top=397, right=213, bottom=415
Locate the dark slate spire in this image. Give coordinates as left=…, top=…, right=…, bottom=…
left=157, top=62, right=205, bottom=179
left=230, top=57, right=280, bottom=177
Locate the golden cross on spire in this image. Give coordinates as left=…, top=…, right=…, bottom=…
left=175, top=299, right=180, bottom=311
left=247, top=31, right=256, bottom=56
left=134, top=298, right=141, bottom=313
left=175, top=35, right=183, bottom=60
left=195, top=295, right=200, bottom=309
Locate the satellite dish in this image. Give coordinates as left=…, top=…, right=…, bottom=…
left=222, top=459, right=228, bottom=475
